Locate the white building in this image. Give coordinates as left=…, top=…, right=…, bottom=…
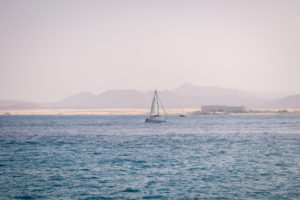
left=201, top=105, right=249, bottom=113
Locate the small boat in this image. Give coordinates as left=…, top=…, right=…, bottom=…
left=145, top=90, right=167, bottom=123
left=178, top=107, right=186, bottom=117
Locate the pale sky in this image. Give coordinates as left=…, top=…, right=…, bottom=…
left=0, top=0, right=299, bottom=102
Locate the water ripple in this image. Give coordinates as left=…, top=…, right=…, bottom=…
left=0, top=115, right=300, bottom=199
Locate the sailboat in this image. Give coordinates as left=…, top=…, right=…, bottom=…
left=145, top=90, right=167, bottom=123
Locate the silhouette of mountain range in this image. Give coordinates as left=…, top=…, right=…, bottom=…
left=265, top=94, right=300, bottom=108
left=1, top=83, right=299, bottom=109
left=0, top=100, right=43, bottom=110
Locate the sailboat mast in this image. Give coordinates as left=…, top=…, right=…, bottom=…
left=156, top=90, right=159, bottom=116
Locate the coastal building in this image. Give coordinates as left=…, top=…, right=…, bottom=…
left=201, top=105, right=249, bottom=113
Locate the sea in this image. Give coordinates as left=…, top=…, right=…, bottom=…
left=0, top=114, right=300, bottom=199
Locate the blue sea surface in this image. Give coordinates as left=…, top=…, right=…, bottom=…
left=0, top=114, right=300, bottom=199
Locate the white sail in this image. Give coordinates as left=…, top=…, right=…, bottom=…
left=150, top=91, right=159, bottom=117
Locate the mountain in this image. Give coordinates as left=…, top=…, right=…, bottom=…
left=52, top=84, right=292, bottom=108
left=265, top=94, right=300, bottom=108
left=174, top=83, right=288, bottom=99
left=173, top=83, right=270, bottom=107
left=0, top=83, right=299, bottom=109
left=55, top=90, right=184, bottom=108
left=54, top=92, right=96, bottom=108
left=94, top=90, right=150, bottom=108
left=174, top=83, right=251, bottom=97
left=0, top=100, right=43, bottom=110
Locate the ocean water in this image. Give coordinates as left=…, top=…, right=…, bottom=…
left=0, top=114, right=300, bottom=200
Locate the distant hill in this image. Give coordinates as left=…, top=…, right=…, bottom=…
left=51, top=84, right=299, bottom=108
left=0, top=83, right=299, bottom=109
left=174, top=83, right=252, bottom=97
left=53, top=92, right=96, bottom=108
left=173, top=83, right=270, bottom=107
left=265, top=94, right=300, bottom=108
left=0, top=100, right=43, bottom=110
left=174, top=83, right=288, bottom=99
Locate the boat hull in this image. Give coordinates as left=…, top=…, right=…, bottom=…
left=145, top=117, right=166, bottom=123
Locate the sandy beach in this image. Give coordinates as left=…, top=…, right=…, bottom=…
left=0, top=108, right=200, bottom=116
left=1, top=108, right=300, bottom=115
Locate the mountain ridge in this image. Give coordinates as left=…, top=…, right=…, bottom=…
left=1, top=83, right=299, bottom=109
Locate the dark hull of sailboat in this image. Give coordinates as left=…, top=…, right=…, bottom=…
left=145, top=117, right=166, bottom=123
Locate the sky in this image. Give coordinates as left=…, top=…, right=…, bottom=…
left=0, top=0, right=299, bottom=102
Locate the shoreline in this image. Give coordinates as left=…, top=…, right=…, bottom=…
left=0, top=108, right=300, bottom=116
left=0, top=108, right=198, bottom=116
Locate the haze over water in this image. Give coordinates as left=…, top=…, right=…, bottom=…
left=1, top=114, right=300, bottom=199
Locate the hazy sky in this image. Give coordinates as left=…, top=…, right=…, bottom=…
left=0, top=0, right=299, bottom=102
